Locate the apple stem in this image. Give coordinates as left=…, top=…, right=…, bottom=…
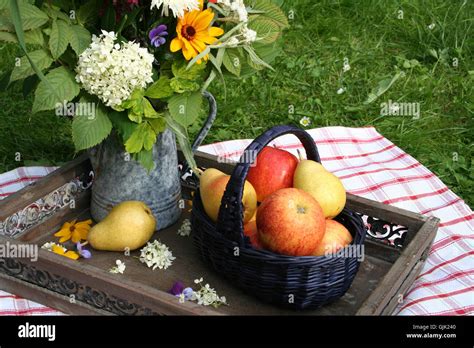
left=297, top=149, right=304, bottom=161
left=194, top=167, right=203, bottom=178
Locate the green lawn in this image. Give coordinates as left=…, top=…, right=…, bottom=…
left=0, top=0, right=472, bottom=206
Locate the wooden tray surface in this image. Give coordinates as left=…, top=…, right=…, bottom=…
left=0, top=152, right=439, bottom=315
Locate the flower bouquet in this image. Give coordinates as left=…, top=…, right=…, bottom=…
left=1, top=0, right=288, bottom=171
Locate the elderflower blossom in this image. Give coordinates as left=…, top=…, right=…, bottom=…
left=241, top=26, right=257, bottom=43
left=177, top=219, right=191, bottom=237
left=139, top=240, right=175, bottom=270
left=217, top=0, right=248, bottom=22
left=109, top=260, right=126, bottom=274
left=75, top=30, right=154, bottom=108
left=225, top=37, right=240, bottom=47
left=150, top=0, right=200, bottom=18
left=193, top=278, right=227, bottom=307
left=216, top=0, right=258, bottom=45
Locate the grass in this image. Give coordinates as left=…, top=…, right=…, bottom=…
left=0, top=0, right=473, bottom=206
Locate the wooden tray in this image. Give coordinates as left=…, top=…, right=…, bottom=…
left=0, top=151, right=439, bottom=315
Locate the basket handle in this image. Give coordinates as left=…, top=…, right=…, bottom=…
left=216, top=124, right=321, bottom=244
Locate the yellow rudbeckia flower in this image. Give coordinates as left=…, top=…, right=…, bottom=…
left=170, top=2, right=224, bottom=63
left=51, top=244, right=80, bottom=260
left=54, top=219, right=92, bottom=244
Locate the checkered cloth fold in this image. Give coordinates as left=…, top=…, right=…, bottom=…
left=1, top=127, right=472, bottom=315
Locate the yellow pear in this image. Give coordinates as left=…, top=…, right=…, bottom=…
left=88, top=201, right=156, bottom=251
left=200, top=168, right=257, bottom=223
left=293, top=160, right=346, bottom=219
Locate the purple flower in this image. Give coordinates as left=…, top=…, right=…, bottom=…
left=182, top=287, right=194, bottom=300
left=169, top=281, right=185, bottom=296
left=76, top=242, right=92, bottom=259
left=149, top=24, right=168, bottom=48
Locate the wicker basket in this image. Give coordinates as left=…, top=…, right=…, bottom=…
left=192, top=125, right=367, bottom=309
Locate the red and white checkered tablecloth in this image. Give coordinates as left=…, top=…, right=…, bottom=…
left=0, top=126, right=472, bottom=315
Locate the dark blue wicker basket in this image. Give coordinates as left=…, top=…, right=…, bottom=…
left=192, top=125, right=366, bottom=309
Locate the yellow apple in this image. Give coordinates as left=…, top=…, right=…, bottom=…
left=200, top=168, right=257, bottom=223
left=312, top=219, right=353, bottom=256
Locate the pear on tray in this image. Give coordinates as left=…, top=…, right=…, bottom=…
left=88, top=201, right=156, bottom=251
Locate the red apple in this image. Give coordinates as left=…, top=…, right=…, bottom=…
left=312, top=220, right=353, bottom=256
left=243, top=220, right=263, bottom=249
left=257, top=188, right=325, bottom=256
left=247, top=146, right=299, bottom=202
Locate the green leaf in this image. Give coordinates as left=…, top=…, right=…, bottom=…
left=170, top=77, right=200, bottom=93
left=32, top=66, right=80, bottom=113
left=143, top=98, right=159, bottom=118
left=72, top=99, right=113, bottom=151
left=9, top=0, right=50, bottom=88
left=125, top=122, right=156, bottom=153
left=0, top=0, right=8, bottom=10
left=0, top=31, right=17, bottom=42
left=77, top=0, right=101, bottom=26
left=168, top=91, right=202, bottom=127
left=24, top=28, right=44, bottom=45
left=143, top=124, right=157, bottom=151
left=108, top=110, right=137, bottom=141
left=222, top=49, right=241, bottom=77
left=128, top=110, right=142, bottom=123
left=5, top=0, right=49, bottom=31
left=172, top=60, right=206, bottom=81
left=20, top=1, right=49, bottom=30
left=49, top=19, right=70, bottom=59
left=248, top=17, right=281, bottom=44
left=364, top=71, right=404, bottom=105
left=243, top=45, right=274, bottom=70
left=0, top=12, right=13, bottom=31
left=10, top=49, right=53, bottom=81
left=43, top=4, right=70, bottom=22
left=68, top=24, right=91, bottom=56
left=133, top=148, right=155, bottom=172
left=148, top=117, right=166, bottom=133
left=165, top=112, right=197, bottom=171
left=240, top=40, right=282, bottom=77
left=145, top=76, right=173, bottom=99
left=250, top=0, right=289, bottom=29
left=119, top=89, right=143, bottom=110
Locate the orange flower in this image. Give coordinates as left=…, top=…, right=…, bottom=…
left=51, top=244, right=79, bottom=260
left=170, top=2, right=224, bottom=63
left=54, top=219, right=92, bottom=243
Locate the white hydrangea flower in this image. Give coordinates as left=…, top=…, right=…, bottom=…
left=177, top=218, right=192, bottom=237
left=139, top=240, right=176, bottom=270
left=150, top=0, right=200, bottom=18
left=75, top=30, right=154, bottom=108
left=109, top=260, right=126, bottom=274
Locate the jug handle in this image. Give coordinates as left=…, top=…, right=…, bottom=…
left=180, top=91, right=217, bottom=174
